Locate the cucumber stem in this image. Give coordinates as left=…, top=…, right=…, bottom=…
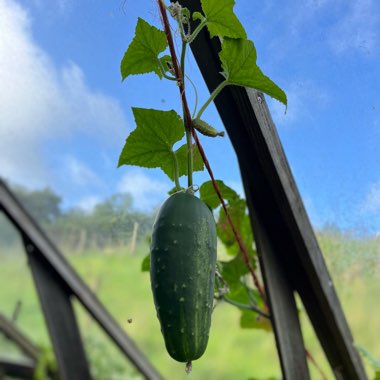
left=179, top=39, right=193, bottom=188
left=195, top=80, right=228, bottom=120
left=185, top=127, right=193, bottom=187
left=171, top=151, right=181, bottom=191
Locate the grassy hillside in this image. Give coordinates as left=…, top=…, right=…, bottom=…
left=0, top=231, right=379, bottom=379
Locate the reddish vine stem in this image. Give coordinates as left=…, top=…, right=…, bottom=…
left=157, top=0, right=267, bottom=303
left=157, top=0, right=192, bottom=127
left=306, top=350, right=329, bottom=380
left=191, top=129, right=267, bottom=301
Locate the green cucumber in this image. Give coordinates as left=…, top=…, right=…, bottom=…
left=150, top=191, right=217, bottom=363
left=192, top=118, right=225, bottom=137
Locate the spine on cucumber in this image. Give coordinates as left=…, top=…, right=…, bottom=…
left=150, top=191, right=217, bottom=363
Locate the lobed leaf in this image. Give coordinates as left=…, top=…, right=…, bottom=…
left=219, top=255, right=248, bottom=290
left=118, top=108, right=184, bottom=181
left=199, top=179, right=239, bottom=209
left=175, top=143, right=204, bottom=178
left=220, top=38, right=287, bottom=106
left=120, top=18, right=168, bottom=80
left=240, top=309, right=272, bottom=331
left=194, top=0, right=246, bottom=39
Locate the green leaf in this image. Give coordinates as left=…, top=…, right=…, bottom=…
left=355, top=345, right=380, bottom=380
left=200, top=180, right=239, bottom=209
left=158, top=55, right=173, bottom=77
left=118, top=108, right=184, bottom=181
left=217, top=199, right=256, bottom=258
left=226, top=284, right=261, bottom=308
left=175, top=143, right=204, bottom=177
left=220, top=38, right=287, bottom=106
left=141, top=254, right=150, bottom=272
left=219, top=255, right=248, bottom=290
left=217, top=198, right=245, bottom=246
left=240, top=309, right=272, bottom=331
left=121, top=18, right=168, bottom=80
left=194, top=0, right=246, bottom=39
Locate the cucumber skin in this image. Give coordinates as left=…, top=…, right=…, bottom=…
left=150, top=192, right=217, bottom=363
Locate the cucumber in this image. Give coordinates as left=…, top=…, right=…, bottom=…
left=150, top=191, right=217, bottom=363
left=192, top=118, right=225, bottom=137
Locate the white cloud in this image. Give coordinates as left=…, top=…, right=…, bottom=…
left=0, top=0, right=128, bottom=188
left=328, top=0, right=379, bottom=55
left=77, top=195, right=101, bottom=213
left=361, top=182, right=380, bottom=214
left=117, top=169, right=170, bottom=211
left=63, top=156, right=101, bottom=187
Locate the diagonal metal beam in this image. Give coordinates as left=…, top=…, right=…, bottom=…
left=24, top=237, right=92, bottom=380
left=0, top=313, right=40, bottom=361
left=0, top=358, right=35, bottom=379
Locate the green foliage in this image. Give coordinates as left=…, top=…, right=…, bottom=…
left=119, top=1, right=287, bottom=190
left=217, top=198, right=254, bottom=256
left=240, top=309, right=271, bottom=332
left=220, top=38, right=287, bottom=106
left=120, top=18, right=168, bottom=80
left=219, top=254, right=249, bottom=290
left=193, top=0, right=247, bottom=39
left=200, top=180, right=253, bottom=259
left=175, top=143, right=204, bottom=178
left=141, top=254, right=150, bottom=272
left=33, top=346, right=58, bottom=380
left=118, top=108, right=183, bottom=176
left=199, top=179, right=239, bottom=209
left=118, top=108, right=204, bottom=181
left=13, top=185, right=62, bottom=224
left=356, top=345, right=380, bottom=380
left=0, top=183, right=155, bottom=252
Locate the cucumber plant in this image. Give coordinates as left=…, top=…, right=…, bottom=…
left=118, top=0, right=286, bottom=370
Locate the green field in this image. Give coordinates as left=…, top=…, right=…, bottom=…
left=0, top=232, right=379, bottom=379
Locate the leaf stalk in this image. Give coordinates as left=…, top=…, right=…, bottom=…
left=196, top=80, right=228, bottom=120
left=187, top=18, right=207, bottom=44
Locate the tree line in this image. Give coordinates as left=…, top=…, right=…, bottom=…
left=0, top=183, right=155, bottom=254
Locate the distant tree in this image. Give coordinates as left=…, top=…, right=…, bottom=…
left=13, top=186, right=62, bottom=224
left=0, top=182, right=155, bottom=253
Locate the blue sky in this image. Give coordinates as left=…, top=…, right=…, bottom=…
left=0, top=0, right=379, bottom=234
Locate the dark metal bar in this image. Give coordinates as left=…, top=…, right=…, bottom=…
left=251, top=217, right=310, bottom=378
left=0, top=358, right=35, bottom=379
left=176, top=1, right=367, bottom=379
left=23, top=237, right=92, bottom=380
left=0, top=313, right=40, bottom=361
left=0, top=180, right=162, bottom=380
